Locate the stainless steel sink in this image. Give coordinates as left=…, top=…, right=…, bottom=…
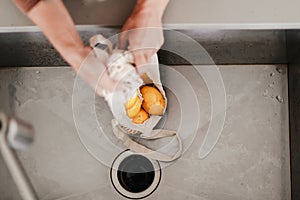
left=0, top=28, right=297, bottom=200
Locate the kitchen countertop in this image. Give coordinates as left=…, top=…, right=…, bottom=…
left=1, top=0, right=300, bottom=29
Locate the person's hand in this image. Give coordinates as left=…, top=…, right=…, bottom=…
left=76, top=46, right=143, bottom=101
left=74, top=46, right=118, bottom=97
left=119, top=0, right=169, bottom=71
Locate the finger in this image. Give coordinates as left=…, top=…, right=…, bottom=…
left=132, top=51, right=148, bottom=73
left=119, top=30, right=128, bottom=50
left=144, top=49, right=157, bottom=63
left=132, top=51, right=153, bottom=75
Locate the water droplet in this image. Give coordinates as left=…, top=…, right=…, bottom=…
left=276, top=67, right=283, bottom=74
left=270, top=72, right=275, bottom=77
left=263, top=89, right=268, bottom=97
left=30, top=87, right=37, bottom=93
left=36, top=70, right=40, bottom=74
left=268, top=83, right=273, bottom=88
left=276, top=95, right=284, bottom=103
left=14, top=96, right=21, bottom=106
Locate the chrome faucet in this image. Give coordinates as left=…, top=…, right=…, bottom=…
left=0, top=112, right=38, bottom=200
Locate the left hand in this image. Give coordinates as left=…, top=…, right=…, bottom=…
left=119, top=0, right=168, bottom=71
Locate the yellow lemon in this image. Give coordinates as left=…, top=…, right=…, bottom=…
left=140, top=86, right=165, bottom=115
left=125, top=92, right=139, bottom=109
left=132, top=109, right=149, bottom=124
left=126, top=96, right=142, bottom=118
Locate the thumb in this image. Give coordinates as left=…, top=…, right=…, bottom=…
left=132, top=51, right=148, bottom=75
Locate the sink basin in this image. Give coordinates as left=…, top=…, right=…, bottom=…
left=0, top=28, right=297, bottom=200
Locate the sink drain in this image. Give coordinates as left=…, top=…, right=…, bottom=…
left=110, top=150, right=161, bottom=199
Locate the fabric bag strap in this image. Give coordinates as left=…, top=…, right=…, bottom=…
left=112, top=119, right=182, bottom=162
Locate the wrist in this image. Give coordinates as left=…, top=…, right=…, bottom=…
left=13, top=0, right=40, bottom=13
left=134, top=0, right=169, bottom=19
left=64, top=46, right=92, bottom=71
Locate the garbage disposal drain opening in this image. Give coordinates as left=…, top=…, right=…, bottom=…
left=117, top=155, right=155, bottom=193
left=110, top=150, right=161, bottom=199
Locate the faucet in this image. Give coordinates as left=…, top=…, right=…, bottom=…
left=0, top=112, right=38, bottom=200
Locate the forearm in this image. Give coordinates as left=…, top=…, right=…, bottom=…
left=12, top=0, right=39, bottom=13
left=134, top=0, right=169, bottom=19
left=13, top=0, right=90, bottom=70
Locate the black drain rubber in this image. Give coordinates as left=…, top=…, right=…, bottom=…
left=110, top=150, right=161, bottom=199
left=117, top=155, right=155, bottom=193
